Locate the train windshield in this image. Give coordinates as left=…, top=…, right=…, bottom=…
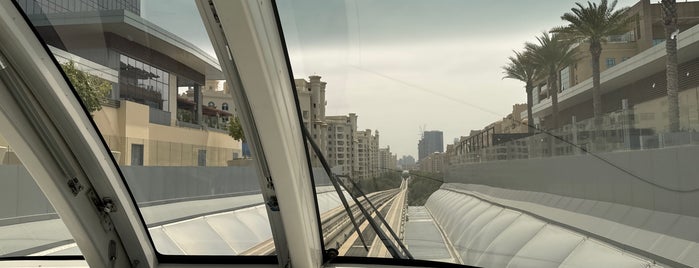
left=1, top=0, right=699, bottom=267
left=277, top=0, right=699, bottom=266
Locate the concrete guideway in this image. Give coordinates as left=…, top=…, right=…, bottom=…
left=367, top=179, right=409, bottom=258
left=336, top=188, right=401, bottom=256
left=245, top=186, right=402, bottom=256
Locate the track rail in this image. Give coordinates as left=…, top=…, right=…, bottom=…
left=242, top=188, right=400, bottom=255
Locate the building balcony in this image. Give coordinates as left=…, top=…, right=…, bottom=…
left=526, top=24, right=699, bottom=122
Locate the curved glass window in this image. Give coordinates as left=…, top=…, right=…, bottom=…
left=15, top=0, right=273, bottom=257
left=277, top=0, right=699, bottom=266
left=0, top=132, right=81, bottom=257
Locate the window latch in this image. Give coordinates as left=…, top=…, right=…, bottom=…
left=87, top=189, right=116, bottom=232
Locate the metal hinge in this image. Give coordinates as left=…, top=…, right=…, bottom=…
left=67, top=177, right=83, bottom=196
left=266, top=176, right=275, bottom=190
left=87, top=189, right=116, bottom=232
left=267, top=195, right=279, bottom=211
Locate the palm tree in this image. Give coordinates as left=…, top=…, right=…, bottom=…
left=553, top=0, right=631, bottom=131
left=525, top=32, right=576, bottom=130
left=503, top=50, right=539, bottom=133
left=662, top=0, right=680, bottom=132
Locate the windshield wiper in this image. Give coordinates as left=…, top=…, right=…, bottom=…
left=338, top=174, right=414, bottom=259
left=301, top=124, right=411, bottom=259
left=300, top=124, right=369, bottom=253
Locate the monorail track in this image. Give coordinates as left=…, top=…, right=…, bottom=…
left=242, top=187, right=401, bottom=255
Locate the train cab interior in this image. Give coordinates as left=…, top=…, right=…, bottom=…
left=1, top=0, right=699, bottom=267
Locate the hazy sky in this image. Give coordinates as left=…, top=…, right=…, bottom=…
left=144, top=0, right=639, bottom=159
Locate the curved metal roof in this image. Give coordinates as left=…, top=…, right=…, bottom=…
left=146, top=190, right=348, bottom=255
left=425, top=189, right=664, bottom=267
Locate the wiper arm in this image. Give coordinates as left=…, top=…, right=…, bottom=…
left=301, top=123, right=411, bottom=259
left=338, top=175, right=414, bottom=259
left=300, top=124, right=369, bottom=252
left=332, top=176, right=408, bottom=259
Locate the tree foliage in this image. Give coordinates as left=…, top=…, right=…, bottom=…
left=356, top=171, right=401, bottom=194
left=503, top=50, right=539, bottom=133
left=60, top=61, right=111, bottom=115
left=406, top=171, right=443, bottom=206
left=228, top=116, right=246, bottom=142
left=553, top=0, right=631, bottom=134
left=553, top=0, right=631, bottom=46
left=525, top=32, right=576, bottom=129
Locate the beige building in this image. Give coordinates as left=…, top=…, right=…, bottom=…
left=202, top=80, right=233, bottom=111
left=532, top=0, right=699, bottom=129
left=294, top=76, right=388, bottom=180
left=378, top=146, right=397, bottom=176
left=95, top=101, right=240, bottom=167
left=389, top=153, right=397, bottom=173
left=355, top=129, right=380, bottom=180
left=497, top=104, right=528, bottom=133
left=181, top=80, right=235, bottom=130
left=325, top=114, right=358, bottom=177
left=419, top=152, right=445, bottom=174
left=560, top=0, right=699, bottom=91
left=443, top=0, right=699, bottom=164
left=34, top=8, right=243, bottom=167
left=448, top=104, right=533, bottom=164
left=295, top=76, right=328, bottom=166
left=53, top=49, right=241, bottom=167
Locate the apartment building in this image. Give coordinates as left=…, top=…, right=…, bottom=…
left=449, top=104, right=533, bottom=164
left=295, top=76, right=388, bottom=180
left=446, top=3, right=699, bottom=164
left=532, top=0, right=699, bottom=130
left=398, top=155, right=417, bottom=170
left=418, top=152, right=445, bottom=174
left=497, top=104, right=529, bottom=133
left=355, top=129, right=380, bottom=180
left=180, top=80, right=235, bottom=130
left=378, top=146, right=398, bottom=175
left=295, top=76, right=327, bottom=166
left=325, top=114, right=358, bottom=177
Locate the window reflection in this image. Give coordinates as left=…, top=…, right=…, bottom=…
left=119, top=54, right=170, bottom=111
left=16, top=0, right=273, bottom=256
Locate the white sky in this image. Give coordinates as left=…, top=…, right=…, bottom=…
left=144, top=0, right=640, bottom=158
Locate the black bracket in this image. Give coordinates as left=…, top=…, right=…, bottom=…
left=67, top=177, right=83, bottom=196
left=87, top=188, right=116, bottom=232
left=266, top=195, right=280, bottom=211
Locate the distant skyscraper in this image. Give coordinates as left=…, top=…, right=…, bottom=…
left=418, top=130, right=443, bottom=161
left=398, top=155, right=416, bottom=168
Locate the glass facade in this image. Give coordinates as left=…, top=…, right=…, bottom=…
left=119, top=54, right=170, bottom=111
left=16, top=0, right=140, bottom=15
left=559, top=66, right=570, bottom=91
